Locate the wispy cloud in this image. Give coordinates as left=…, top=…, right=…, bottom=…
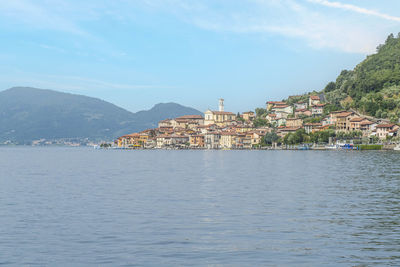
left=0, top=68, right=176, bottom=92
left=307, top=0, right=400, bottom=22
left=0, top=0, right=88, bottom=36
left=0, top=0, right=398, bottom=54
left=143, top=0, right=386, bottom=53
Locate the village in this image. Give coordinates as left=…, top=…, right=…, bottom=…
left=115, top=96, right=400, bottom=150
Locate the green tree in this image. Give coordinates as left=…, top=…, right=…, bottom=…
left=324, top=81, right=336, bottom=92
left=255, top=108, right=267, bottom=118
left=253, top=118, right=268, bottom=128
left=263, top=132, right=279, bottom=145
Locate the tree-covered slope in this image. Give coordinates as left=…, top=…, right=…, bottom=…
left=324, top=33, right=400, bottom=121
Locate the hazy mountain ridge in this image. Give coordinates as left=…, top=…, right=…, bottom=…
left=0, top=87, right=202, bottom=143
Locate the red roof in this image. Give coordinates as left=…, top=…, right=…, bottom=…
left=176, top=115, right=204, bottom=120
left=336, top=112, right=354, bottom=118
left=267, top=101, right=286, bottom=105
left=350, top=117, right=364, bottom=122
left=376, top=124, right=396, bottom=128
left=273, top=104, right=289, bottom=108
left=312, top=103, right=325, bottom=107
left=360, top=120, right=373, bottom=125
left=310, top=95, right=320, bottom=100
left=210, top=111, right=235, bottom=115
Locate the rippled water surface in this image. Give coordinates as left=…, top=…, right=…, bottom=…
left=1, top=147, right=400, bottom=266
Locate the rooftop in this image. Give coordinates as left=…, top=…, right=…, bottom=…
left=376, top=124, right=396, bottom=128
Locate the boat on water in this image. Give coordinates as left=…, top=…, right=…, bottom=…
left=336, top=141, right=358, bottom=150
left=324, top=144, right=337, bottom=150
left=297, top=144, right=310, bottom=150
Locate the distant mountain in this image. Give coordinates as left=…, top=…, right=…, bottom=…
left=0, top=87, right=202, bottom=143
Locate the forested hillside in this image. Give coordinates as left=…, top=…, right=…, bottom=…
left=324, top=33, right=400, bottom=122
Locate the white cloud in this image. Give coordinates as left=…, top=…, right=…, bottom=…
left=0, top=0, right=397, bottom=54
left=307, top=0, right=400, bottom=22
left=0, top=0, right=87, bottom=36
left=148, top=0, right=384, bottom=53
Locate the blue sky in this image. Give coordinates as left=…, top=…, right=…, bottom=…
left=0, top=0, right=400, bottom=113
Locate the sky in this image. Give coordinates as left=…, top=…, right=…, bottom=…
left=0, top=0, right=400, bottom=113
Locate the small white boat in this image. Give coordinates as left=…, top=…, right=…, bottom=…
left=394, top=144, right=400, bottom=151
left=324, top=144, right=337, bottom=150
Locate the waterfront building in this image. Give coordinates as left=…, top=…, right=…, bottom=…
left=335, top=111, right=356, bottom=132
left=205, top=132, right=221, bottom=149
left=376, top=124, right=399, bottom=139
left=117, top=133, right=143, bottom=148
left=360, top=120, right=376, bottom=136
left=220, top=131, right=237, bottom=149
left=189, top=134, right=205, bottom=148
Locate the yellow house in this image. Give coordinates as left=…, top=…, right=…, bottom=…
left=117, top=133, right=140, bottom=148
left=219, top=131, right=237, bottom=149
left=336, top=112, right=355, bottom=132
left=242, top=111, right=255, bottom=121
left=286, top=118, right=303, bottom=127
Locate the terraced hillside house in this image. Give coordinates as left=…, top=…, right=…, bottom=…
left=286, top=118, right=303, bottom=127
left=311, top=103, right=325, bottom=116
left=266, top=101, right=286, bottom=111
left=242, top=111, right=255, bottom=121
left=271, top=104, right=293, bottom=116
left=294, top=101, right=307, bottom=110
left=295, top=108, right=312, bottom=118
left=309, top=95, right=321, bottom=107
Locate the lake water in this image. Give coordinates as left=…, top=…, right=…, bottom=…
left=0, top=147, right=399, bottom=266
